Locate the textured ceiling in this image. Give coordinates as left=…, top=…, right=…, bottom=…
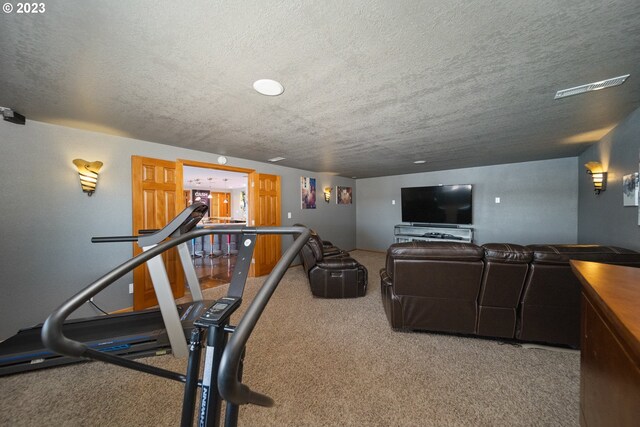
left=1, top=1, right=639, bottom=178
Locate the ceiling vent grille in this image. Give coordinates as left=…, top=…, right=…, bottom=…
left=554, top=74, right=630, bottom=99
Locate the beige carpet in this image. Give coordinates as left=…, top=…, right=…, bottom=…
left=0, top=251, right=579, bottom=426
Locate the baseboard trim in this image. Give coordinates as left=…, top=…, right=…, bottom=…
left=353, top=248, right=386, bottom=254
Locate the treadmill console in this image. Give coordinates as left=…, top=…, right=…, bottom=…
left=194, top=297, right=242, bottom=327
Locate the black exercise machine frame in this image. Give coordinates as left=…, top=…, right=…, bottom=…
left=42, top=225, right=311, bottom=427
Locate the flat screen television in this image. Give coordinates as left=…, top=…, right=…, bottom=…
left=401, top=184, right=472, bottom=225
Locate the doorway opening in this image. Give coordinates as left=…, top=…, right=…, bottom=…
left=182, top=164, right=249, bottom=291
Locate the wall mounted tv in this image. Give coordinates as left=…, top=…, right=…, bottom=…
left=401, top=184, right=473, bottom=225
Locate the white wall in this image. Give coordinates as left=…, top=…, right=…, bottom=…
left=356, top=157, right=579, bottom=251
left=0, top=120, right=356, bottom=339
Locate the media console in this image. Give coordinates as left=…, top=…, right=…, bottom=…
left=394, top=224, right=473, bottom=244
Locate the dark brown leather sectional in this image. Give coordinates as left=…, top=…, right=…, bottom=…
left=380, top=242, right=640, bottom=348
left=296, top=226, right=367, bottom=298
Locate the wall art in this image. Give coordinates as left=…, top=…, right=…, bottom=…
left=337, top=186, right=353, bottom=205
left=623, top=172, right=639, bottom=206
left=301, top=177, right=316, bottom=209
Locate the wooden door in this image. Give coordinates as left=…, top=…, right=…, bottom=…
left=249, top=173, right=281, bottom=276
left=209, top=193, right=220, bottom=219
left=220, top=193, right=231, bottom=217
left=132, top=156, right=184, bottom=310
left=208, top=192, right=231, bottom=219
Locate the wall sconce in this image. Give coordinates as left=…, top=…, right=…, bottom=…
left=584, top=161, right=607, bottom=195
left=324, top=187, right=332, bottom=203
left=73, top=159, right=103, bottom=196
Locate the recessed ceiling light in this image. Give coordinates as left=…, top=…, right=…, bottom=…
left=554, top=74, right=630, bottom=99
left=253, top=79, right=284, bottom=96
left=414, top=160, right=426, bottom=164
left=268, top=157, right=286, bottom=162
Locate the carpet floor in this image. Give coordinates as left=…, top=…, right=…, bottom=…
left=0, top=250, right=580, bottom=426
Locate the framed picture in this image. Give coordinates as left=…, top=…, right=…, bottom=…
left=301, top=177, right=316, bottom=209
left=623, top=172, right=639, bottom=206
left=337, top=186, right=352, bottom=205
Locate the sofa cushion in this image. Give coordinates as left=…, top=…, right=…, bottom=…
left=388, top=241, right=483, bottom=260
left=527, top=244, right=640, bottom=265
left=482, top=243, right=532, bottom=263
left=386, top=242, right=483, bottom=278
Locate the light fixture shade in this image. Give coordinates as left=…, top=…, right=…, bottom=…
left=73, top=159, right=103, bottom=196
left=324, top=187, right=332, bottom=203
left=584, top=161, right=607, bottom=195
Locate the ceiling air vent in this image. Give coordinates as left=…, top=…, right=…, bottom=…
left=554, top=74, right=630, bottom=99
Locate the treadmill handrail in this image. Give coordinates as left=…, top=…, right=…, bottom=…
left=90, top=229, right=161, bottom=243
left=89, top=202, right=208, bottom=247
left=137, top=202, right=208, bottom=248
left=91, top=235, right=140, bottom=243
left=42, top=226, right=310, bottom=407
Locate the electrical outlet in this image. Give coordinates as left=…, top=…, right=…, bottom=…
left=287, top=212, right=292, bottom=219
left=129, top=283, right=134, bottom=294
left=392, top=200, right=396, bottom=205
left=495, top=197, right=501, bottom=204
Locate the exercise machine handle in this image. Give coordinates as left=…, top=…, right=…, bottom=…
left=90, top=229, right=160, bottom=243
left=217, top=226, right=310, bottom=407
left=91, top=235, right=139, bottom=243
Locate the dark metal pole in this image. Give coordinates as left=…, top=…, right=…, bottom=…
left=181, top=328, right=204, bottom=427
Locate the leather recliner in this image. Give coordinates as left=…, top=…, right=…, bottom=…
left=293, top=224, right=346, bottom=259
left=381, top=242, right=484, bottom=333
left=477, top=243, right=532, bottom=339
left=516, top=244, right=640, bottom=347
left=296, top=226, right=367, bottom=298
left=380, top=241, right=640, bottom=348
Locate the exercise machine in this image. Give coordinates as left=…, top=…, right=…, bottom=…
left=0, top=202, right=212, bottom=375
left=42, top=224, right=310, bottom=426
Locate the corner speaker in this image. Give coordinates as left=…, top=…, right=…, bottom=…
left=2, top=109, right=26, bottom=125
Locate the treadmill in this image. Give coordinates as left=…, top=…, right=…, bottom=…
left=0, top=202, right=212, bottom=376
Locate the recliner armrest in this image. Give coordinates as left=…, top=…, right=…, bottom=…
left=317, top=257, right=360, bottom=269
left=322, top=246, right=345, bottom=257
left=380, top=269, right=392, bottom=287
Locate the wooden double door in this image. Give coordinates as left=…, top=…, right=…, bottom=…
left=131, top=156, right=281, bottom=310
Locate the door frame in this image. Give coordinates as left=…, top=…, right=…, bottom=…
left=176, top=159, right=254, bottom=211
left=176, top=159, right=256, bottom=273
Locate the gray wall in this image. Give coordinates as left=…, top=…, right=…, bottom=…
left=0, top=121, right=355, bottom=340
left=578, top=107, right=640, bottom=251
left=356, top=157, right=579, bottom=251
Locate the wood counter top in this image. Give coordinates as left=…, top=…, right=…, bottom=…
left=571, top=260, right=640, bottom=361
left=571, top=260, right=640, bottom=427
